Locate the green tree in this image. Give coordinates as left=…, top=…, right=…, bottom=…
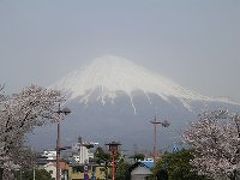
left=152, top=149, right=211, bottom=180
left=94, top=147, right=111, bottom=164
left=130, top=153, right=145, bottom=162
left=116, top=158, right=131, bottom=180
left=15, top=169, right=53, bottom=180
left=94, top=147, right=111, bottom=179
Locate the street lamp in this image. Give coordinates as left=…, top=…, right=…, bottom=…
left=56, top=104, right=71, bottom=180
left=105, top=141, right=121, bottom=180
left=150, top=115, right=170, bottom=163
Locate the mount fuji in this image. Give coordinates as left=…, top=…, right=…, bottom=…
left=29, top=55, right=240, bottom=150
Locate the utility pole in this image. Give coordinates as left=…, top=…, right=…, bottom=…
left=150, top=115, right=161, bottom=163
left=150, top=115, right=170, bottom=163
left=55, top=104, right=71, bottom=180
left=56, top=121, right=61, bottom=180
left=33, top=167, right=35, bottom=180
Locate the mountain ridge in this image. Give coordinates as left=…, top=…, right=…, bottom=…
left=29, top=55, right=240, bottom=150
left=51, top=55, right=238, bottom=113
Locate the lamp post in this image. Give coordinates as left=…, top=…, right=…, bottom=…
left=150, top=115, right=170, bottom=163
left=105, top=141, right=121, bottom=180
left=56, top=104, right=71, bottom=180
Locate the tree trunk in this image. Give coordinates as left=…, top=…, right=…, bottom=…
left=0, top=168, right=3, bottom=180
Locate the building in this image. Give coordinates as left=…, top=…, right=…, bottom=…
left=69, top=163, right=107, bottom=180
left=37, top=150, right=70, bottom=180
left=72, top=145, right=94, bottom=164
left=44, top=160, right=70, bottom=180
left=129, top=161, right=154, bottom=180
left=42, top=150, right=56, bottom=161
left=72, top=137, right=95, bottom=164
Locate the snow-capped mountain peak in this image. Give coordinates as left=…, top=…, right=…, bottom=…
left=51, top=55, right=238, bottom=113
left=32, top=56, right=240, bottom=150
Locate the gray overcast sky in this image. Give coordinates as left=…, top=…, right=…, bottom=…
left=0, top=0, right=239, bottom=101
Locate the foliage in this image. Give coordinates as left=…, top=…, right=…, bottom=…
left=130, top=153, right=145, bottom=162
left=94, top=146, right=128, bottom=180
left=0, top=85, right=63, bottom=179
left=15, top=169, right=53, bottom=180
left=184, top=110, right=240, bottom=180
left=152, top=149, right=210, bottom=180
left=94, top=147, right=111, bottom=164
left=94, top=147, right=111, bottom=179
left=116, top=158, right=131, bottom=180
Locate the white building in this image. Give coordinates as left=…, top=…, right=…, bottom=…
left=72, top=144, right=94, bottom=164
left=72, top=137, right=96, bottom=164
left=44, top=162, right=56, bottom=179
left=79, top=145, right=94, bottom=164
left=42, top=150, right=56, bottom=161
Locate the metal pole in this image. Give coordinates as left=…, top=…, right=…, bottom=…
left=150, top=116, right=161, bottom=164
left=56, top=122, right=60, bottom=180
left=20, top=170, right=22, bottom=180
left=55, top=104, right=71, bottom=180
left=153, top=118, right=157, bottom=163
left=33, top=167, right=36, bottom=180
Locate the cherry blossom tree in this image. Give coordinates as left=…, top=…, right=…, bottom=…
left=0, top=85, right=64, bottom=180
left=0, top=85, right=6, bottom=102
left=184, top=110, right=240, bottom=180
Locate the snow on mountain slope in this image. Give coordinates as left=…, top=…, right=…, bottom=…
left=51, top=55, right=238, bottom=112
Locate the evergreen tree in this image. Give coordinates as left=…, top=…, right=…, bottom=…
left=152, top=149, right=210, bottom=180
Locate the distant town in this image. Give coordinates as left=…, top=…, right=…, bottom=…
left=34, top=136, right=156, bottom=180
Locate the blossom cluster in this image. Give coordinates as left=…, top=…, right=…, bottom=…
left=184, top=110, right=240, bottom=180
left=0, top=85, right=64, bottom=179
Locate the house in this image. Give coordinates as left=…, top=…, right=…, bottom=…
left=44, top=160, right=70, bottom=180
left=129, top=161, right=154, bottom=180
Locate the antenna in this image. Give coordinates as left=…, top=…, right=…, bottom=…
left=150, top=115, right=170, bottom=163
